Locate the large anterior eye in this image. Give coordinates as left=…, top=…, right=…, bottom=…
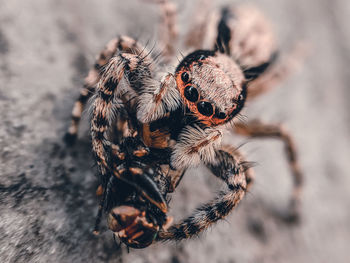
left=184, top=85, right=199, bottom=102
left=197, top=101, right=214, bottom=116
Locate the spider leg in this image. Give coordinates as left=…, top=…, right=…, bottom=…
left=145, top=0, right=178, bottom=61
left=184, top=0, right=217, bottom=49
left=246, top=43, right=307, bottom=100
left=157, top=146, right=252, bottom=241
left=64, top=69, right=99, bottom=145
left=92, top=52, right=156, bottom=174
left=64, top=36, right=146, bottom=145
left=234, top=120, right=303, bottom=222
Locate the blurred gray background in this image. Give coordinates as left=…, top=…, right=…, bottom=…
left=0, top=0, right=349, bottom=262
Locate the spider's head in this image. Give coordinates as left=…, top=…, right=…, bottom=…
left=175, top=50, right=247, bottom=126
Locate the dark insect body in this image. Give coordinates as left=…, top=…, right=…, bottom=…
left=65, top=0, right=304, bottom=248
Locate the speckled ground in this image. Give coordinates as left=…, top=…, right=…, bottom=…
left=1, top=0, right=350, bottom=262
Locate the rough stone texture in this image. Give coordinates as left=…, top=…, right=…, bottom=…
left=1, top=0, right=349, bottom=262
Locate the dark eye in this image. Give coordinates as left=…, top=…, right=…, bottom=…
left=238, top=94, right=244, bottom=102
left=181, top=72, right=190, bottom=83
left=215, top=110, right=227, bottom=119
left=184, top=85, right=199, bottom=102
left=197, top=101, right=214, bottom=116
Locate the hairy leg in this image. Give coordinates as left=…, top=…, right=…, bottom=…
left=64, top=36, right=146, bottom=144
left=234, top=120, right=303, bottom=221
left=142, top=0, right=178, bottom=61
left=184, top=0, right=217, bottom=49
left=157, top=146, right=252, bottom=241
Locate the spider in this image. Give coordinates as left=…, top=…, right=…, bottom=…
left=64, top=0, right=304, bottom=245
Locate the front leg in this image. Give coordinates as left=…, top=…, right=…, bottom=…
left=157, top=146, right=252, bottom=241
left=64, top=36, right=146, bottom=145
left=234, top=119, right=303, bottom=221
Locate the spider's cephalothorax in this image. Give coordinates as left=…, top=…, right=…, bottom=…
left=175, top=50, right=247, bottom=127
left=65, top=0, right=304, bottom=246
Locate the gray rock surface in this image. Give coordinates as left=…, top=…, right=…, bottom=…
left=1, top=0, right=349, bottom=262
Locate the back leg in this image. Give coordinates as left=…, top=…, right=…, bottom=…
left=184, top=0, right=216, bottom=49
left=234, top=120, right=303, bottom=222
left=246, top=43, right=308, bottom=100
left=144, top=0, right=178, bottom=61
left=64, top=36, right=146, bottom=145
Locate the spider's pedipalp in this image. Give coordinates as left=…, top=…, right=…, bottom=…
left=171, top=125, right=223, bottom=169
left=136, top=72, right=181, bottom=124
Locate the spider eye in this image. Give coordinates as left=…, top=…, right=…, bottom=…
left=238, top=94, right=244, bottom=102
left=197, top=101, right=214, bottom=116
left=215, top=110, right=227, bottom=119
left=181, top=72, right=190, bottom=83
left=184, top=85, right=199, bottom=102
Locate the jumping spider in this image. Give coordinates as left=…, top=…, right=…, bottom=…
left=65, top=0, right=304, bottom=247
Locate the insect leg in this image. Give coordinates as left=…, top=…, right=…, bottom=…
left=234, top=119, right=303, bottom=222
left=93, top=174, right=116, bottom=235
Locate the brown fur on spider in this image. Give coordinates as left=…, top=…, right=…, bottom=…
left=64, top=0, right=304, bottom=248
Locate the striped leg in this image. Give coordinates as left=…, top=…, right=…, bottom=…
left=234, top=120, right=303, bottom=222
left=64, top=36, right=146, bottom=145
left=157, top=146, right=252, bottom=241
left=64, top=69, right=100, bottom=145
